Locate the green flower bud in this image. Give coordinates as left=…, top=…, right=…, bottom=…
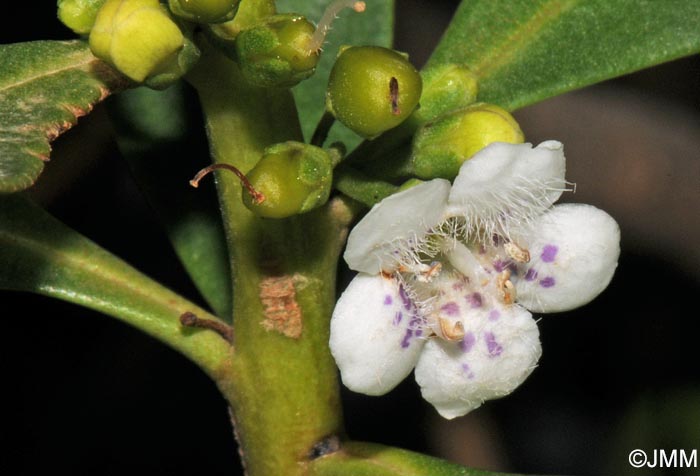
left=397, top=178, right=424, bottom=192
left=57, top=0, right=106, bottom=35
left=417, top=64, right=479, bottom=122
left=236, top=14, right=319, bottom=88
left=168, top=0, right=239, bottom=24
left=144, top=34, right=201, bottom=90
left=412, top=103, right=524, bottom=180
left=244, top=142, right=333, bottom=218
left=89, top=0, right=186, bottom=83
left=326, top=46, right=422, bottom=139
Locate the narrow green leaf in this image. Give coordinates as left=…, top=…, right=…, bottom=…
left=0, top=40, right=126, bottom=193
left=276, top=0, right=394, bottom=150
left=427, top=0, right=700, bottom=111
left=334, top=165, right=398, bottom=207
left=307, top=441, right=526, bottom=476
left=0, top=195, right=231, bottom=374
left=108, top=83, right=233, bottom=319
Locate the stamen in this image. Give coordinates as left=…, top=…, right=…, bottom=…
left=307, top=0, right=366, bottom=54
left=438, top=318, right=465, bottom=341
left=496, top=270, right=516, bottom=305
left=190, top=163, right=265, bottom=205
left=504, top=241, right=531, bottom=263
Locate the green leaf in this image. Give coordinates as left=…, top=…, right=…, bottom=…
left=0, top=194, right=230, bottom=374
left=276, top=0, right=394, bottom=150
left=427, top=0, right=700, bottom=111
left=107, top=83, right=233, bottom=319
left=0, top=40, right=126, bottom=193
left=307, top=441, right=526, bottom=476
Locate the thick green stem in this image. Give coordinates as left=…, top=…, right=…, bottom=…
left=188, top=42, right=350, bottom=475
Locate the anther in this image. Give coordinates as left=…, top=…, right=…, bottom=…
left=307, top=0, right=366, bottom=54
left=190, top=163, right=265, bottom=205
left=504, top=241, right=531, bottom=263
left=180, top=311, right=234, bottom=344
left=496, top=270, right=516, bottom=305
left=438, top=318, right=465, bottom=341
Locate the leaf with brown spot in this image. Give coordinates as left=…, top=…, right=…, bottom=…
left=0, top=40, right=127, bottom=193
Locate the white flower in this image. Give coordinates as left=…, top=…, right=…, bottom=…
left=330, top=141, right=621, bottom=419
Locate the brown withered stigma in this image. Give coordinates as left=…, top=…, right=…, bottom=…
left=190, top=163, right=265, bottom=205
left=180, top=311, right=234, bottom=344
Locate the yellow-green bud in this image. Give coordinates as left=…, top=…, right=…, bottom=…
left=326, top=46, right=422, bottom=139
left=168, top=0, right=239, bottom=24
left=144, top=34, right=201, bottom=90
left=398, top=178, right=424, bottom=192
left=89, top=0, right=186, bottom=83
left=417, top=64, right=479, bottom=122
left=236, top=14, right=319, bottom=88
left=412, top=103, right=524, bottom=180
left=244, top=142, right=333, bottom=218
left=57, top=0, right=106, bottom=35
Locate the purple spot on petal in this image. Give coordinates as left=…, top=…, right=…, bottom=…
left=541, top=245, right=558, bottom=263
left=415, top=329, right=423, bottom=337
left=466, top=292, right=483, bottom=308
left=525, top=268, right=539, bottom=281
left=393, top=311, right=403, bottom=326
left=441, top=302, right=460, bottom=316
left=461, top=364, right=475, bottom=379
left=400, top=329, right=413, bottom=348
left=489, top=310, right=500, bottom=321
left=459, top=332, right=476, bottom=353
left=383, top=295, right=393, bottom=306
left=540, top=276, right=556, bottom=288
left=485, top=332, right=503, bottom=357
left=493, top=259, right=507, bottom=273
left=399, top=285, right=413, bottom=310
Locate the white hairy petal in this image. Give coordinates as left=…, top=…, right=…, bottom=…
left=415, top=303, right=540, bottom=419
left=445, top=141, right=567, bottom=237
left=514, top=203, right=621, bottom=313
left=344, top=179, right=451, bottom=274
left=330, top=273, right=426, bottom=395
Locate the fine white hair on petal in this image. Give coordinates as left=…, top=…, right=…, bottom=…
left=414, top=303, right=541, bottom=419
left=514, top=203, right=621, bottom=313
left=330, top=273, right=426, bottom=396
left=344, top=179, right=451, bottom=274
left=445, top=141, right=568, bottom=241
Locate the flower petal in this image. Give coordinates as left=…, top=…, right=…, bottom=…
left=445, top=141, right=567, bottom=237
left=344, top=179, right=451, bottom=274
left=415, top=303, right=540, bottom=419
left=330, top=273, right=426, bottom=395
left=514, top=203, right=621, bottom=313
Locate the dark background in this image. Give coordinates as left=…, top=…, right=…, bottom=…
left=2, top=1, right=700, bottom=475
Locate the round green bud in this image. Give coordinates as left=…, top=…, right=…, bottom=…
left=236, top=14, right=319, bottom=88
left=397, top=178, right=425, bottom=192
left=168, top=0, right=239, bottom=24
left=243, top=142, right=333, bottom=218
left=326, top=46, right=422, bottom=139
left=57, top=0, right=106, bottom=35
left=417, top=64, right=479, bottom=122
left=144, top=34, right=201, bottom=90
left=90, top=0, right=187, bottom=84
left=412, top=103, right=524, bottom=180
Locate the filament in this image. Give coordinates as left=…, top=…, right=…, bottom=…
left=307, top=0, right=366, bottom=54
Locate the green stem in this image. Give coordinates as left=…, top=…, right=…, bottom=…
left=188, top=43, right=352, bottom=475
